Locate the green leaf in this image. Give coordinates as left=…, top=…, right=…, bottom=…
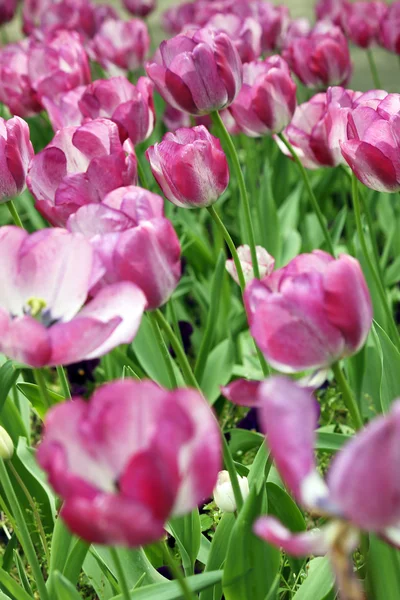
left=49, top=518, right=74, bottom=575
left=292, top=557, right=334, bottom=600
left=63, top=538, right=90, bottom=585
left=0, top=361, right=20, bottom=417
left=366, top=535, right=400, bottom=600
left=168, top=509, right=201, bottom=576
left=0, top=568, right=33, bottom=600
left=228, top=429, right=263, bottom=458
left=13, top=551, right=33, bottom=597
left=17, top=383, right=63, bottom=418
left=109, top=570, right=223, bottom=600
left=52, top=571, right=82, bottom=600
left=92, top=546, right=165, bottom=591
left=315, top=431, right=351, bottom=452
left=372, top=321, right=400, bottom=412
left=199, top=514, right=235, bottom=600
left=200, top=339, right=235, bottom=405
left=131, top=316, right=177, bottom=387
left=222, top=486, right=280, bottom=600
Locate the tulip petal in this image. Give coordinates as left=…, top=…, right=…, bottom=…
left=254, top=517, right=331, bottom=557
left=0, top=312, right=51, bottom=368
left=221, top=379, right=262, bottom=407
left=341, top=139, right=399, bottom=193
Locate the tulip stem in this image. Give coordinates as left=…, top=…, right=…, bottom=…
left=160, top=542, right=197, bottom=600
left=137, top=154, right=152, bottom=190
left=351, top=174, right=400, bottom=350
left=222, top=433, right=244, bottom=512
left=0, top=459, right=50, bottom=600
left=211, top=111, right=260, bottom=279
left=366, top=48, right=382, bottom=89
left=34, top=369, right=52, bottom=410
left=277, top=133, right=335, bottom=256
left=56, top=366, right=71, bottom=399
left=148, top=312, right=178, bottom=389
left=6, top=200, right=24, bottom=228
left=207, top=206, right=246, bottom=291
left=110, top=547, right=131, bottom=600
left=332, top=363, right=363, bottom=430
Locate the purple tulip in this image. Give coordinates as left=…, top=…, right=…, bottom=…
left=0, top=41, right=42, bottom=118
left=37, top=379, right=221, bottom=545
left=123, top=0, right=155, bottom=18
left=204, top=13, right=262, bottom=63
left=0, top=0, right=18, bottom=24
left=146, top=27, right=242, bottom=115
left=0, top=117, right=34, bottom=202
left=67, top=186, right=182, bottom=310
left=0, top=227, right=146, bottom=367
left=42, top=86, right=86, bottom=131
left=249, top=2, right=289, bottom=52
left=229, top=55, right=296, bottom=137
left=27, top=118, right=137, bottom=227
left=315, top=0, right=348, bottom=27
left=146, top=125, right=229, bottom=209
left=379, top=2, right=400, bottom=54
left=245, top=251, right=373, bottom=372
left=342, top=1, right=387, bottom=48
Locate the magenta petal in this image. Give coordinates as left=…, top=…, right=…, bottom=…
left=0, top=313, right=51, bottom=367
left=221, top=379, right=262, bottom=407
left=254, top=517, right=331, bottom=557
left=341, top=140, right=400, bottom=193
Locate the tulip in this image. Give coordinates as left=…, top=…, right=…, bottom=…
left=78, top=76, right=155, bottom=145
left=0, top=227, right=146, bottom=367
left=281, top=17, right=312, bottom=48
left=37, top=379, right=221, bottom=545
left=213, top=471, right=249, bottom=513
left=315, top=0, right=348, bottom=27
left=162, top=1, right=199, bottom=34
left=146, top=27, right=242, bottom=115
left=67, top=186, right=182, bottom=310
left=28, top=30, right=91, bottom=101
left=146, top=125, right=229, bottom=209
left=229, top=55, right=297, bottom=138
left=0, top=41, right=42, bottom=118
left=282, top=21, right=352, bottom=88
left=342, top=1, right=387, bottom=48
left=254, top=377, right=400, bottom=585
left=204, top=13, right=262, bottom=63
left=163, top=105, right=192, bottom=132
left=42, top=87, right=86, bottom=131
left=89, top=18, right=150, bottom=74
left=379, top=2, right=400, bottom=54
left=123, top=0, right=155, bottom=18
left=27, top=118, right=137, bottom=227
left=245, top=250, right=373, bottom=372
left=0, top=117, right=34, bottom=203
left=226, top=245, right=275, bottom=285
left=0, top=427, right=14, bottom=460
left=341, top=93, right=400, bottom=192
left=0, top=0, right=17, bottom=24
left=249, top=2, right=289, bottom=52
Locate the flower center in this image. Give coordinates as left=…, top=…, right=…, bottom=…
left=25, top=297, right=47, bottom=318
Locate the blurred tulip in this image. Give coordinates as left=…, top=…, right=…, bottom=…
left=226, top=245, right=275, bottom=285
left=67, top=186, right=182, bottom=310
left=79, top=76, right=155, bottom=145
left=146, top=27, right=242, bottom=115
left=245, top=250, right=373, bottom=372
left=342, top=1, right=387, bottom=48
left=28, top=30, right=91, bottom=101
left=42, top=86, right=86, bottom=131
left=27, top=118, right=137, bottom=226
left=249, top=2, right=289, bottom=52
left=0, top=0, right=17, bottom=24
left=0, top=426, right=14, bottom=459
left=0, top=227, right=146, bottom=367
left=379, top=2, right=400, bottom=54
left=123, top=0, right=155, bottom=17
left=0, top=41, right=42, bottom=118
left=38, top=379, right=221, bottom=545
left=341, top=93, right=400, bottom=192
left=0, top=117, right=34, bottom=203
left=204, top=13, right=262, bottom=63
left=162, top=1, right=198, bottom=34
left=146, top=125, right=229, bottom=208
left=229, top=56, right=296, bottom=137
left=281, top=17, right=312, bottom=48
left=213, top=470, right=249, bottom=512
left=283, top=21, right=351, bottom=88
left=89, top=18, right=150, bottom=74
left=315, top=0, right=348, bottom=27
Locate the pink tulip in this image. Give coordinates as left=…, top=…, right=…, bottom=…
left=315, top=0, right=348, bottom=27
left=379, top=2, right=400, bottom=54
left=226, top=245, right=275, bottom=285
left=254, top=377, right=400, bottom=557
left=229, top=55, right=296, bottom=137
left=283, top=21, right=351, bottom=88
left=245, top=250, right=372, bottom=372
left=123, top=0, right=155, bottom=18
left=42, top=87, right=86, bottom=131
left=0, top=0, right=17, bottom=24
left=146, top=27, right=242, bottom=115
left=162, top=1, right=199, bottom=34
left=0, top=227, right=146, bottom=367
left=89, top=18, right=150, bottom=74
left=0, top=117, right=34, bottom=203
left=28, top=30, right=91, bottom=101
left=146, top=125, right=229, bottom=208
left=78, top=76, right=155, bottom=145
left=342, top=1, right=387, bottom=48
left=281, top=18, right=312, bottom=48
left=67, top=186, right=181, bottom=310
left=163, top=105, right=192, bottom=132
left=249, top=2, right=289, bottom=52
left=37, top=379, right=221, bottom=545
left=0, top=41, right=41, bottom=118
left=27, top=118, right=137, bottom=227
left=341, top=93, right=400, bottom=192
left=204, top=13, right=262, bottom=63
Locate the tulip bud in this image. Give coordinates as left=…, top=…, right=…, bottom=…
left=226, top=245, right=275, bottom=285
left=146, top=126, right=229, bottom=209
left=0, top=0, right=17, bottom=25
left=0, top=117, right=34, bottom=203
left=379, top=3, right=400, bottom=54
left=213, top=470, right=250, bottom=512
left=0, top=41, right=42, bottom=118
left=0, top=427, right=14, bottom=460
left=123, top=0, right=156, bottom=18
left=342, top=1, right=387, bottom=48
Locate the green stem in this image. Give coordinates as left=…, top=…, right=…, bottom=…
left=222, top=434, right=243, bottom=512
left=278, top=133, right=335, bottom=256
left=6, top=200, right=24, bottom=228
left=332, top=363, right=363, bottom=430
left=168, top=299, right=184, bottom=350
left=148, top=312, right=178, bottom=389
left=33, top=369, right=52, bottom=410
left=207, top=206, right=246, bottom=291
left=351, top=174, right=400, bottom=349
left=211, top=111, right=260, bottom=279
left=0, top=459, right=49, bottom=600
left=8, top=461, right=50, bottom=566
left=160, top=541, right=197, bottom=600
left=366, top=48, right=381, bottom=89
left=137, top=154, right=151, bottom=190
left=56, top=366, right=71, bottom=399
left=110, top=547, right=131, bottom=600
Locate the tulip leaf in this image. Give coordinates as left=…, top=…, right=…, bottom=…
left=0, top=361, right=20, bottom=417
left=372, top=321, right=400, bottom=412
left=199, top=513, right=235, bottom=600
left=228, top=429, right=264, bottom=458
left=0, top=568, right=33, bottom=600
left=168, top=509, right=201, bottom=576
left=52, top=570, right=83, bottom=600
left=200, top=339, right=235, bottom=405
left=315, top=431, right=351, bottom=452
left=292, top=557, right=334, bottom=600
left=13, top=550, right=33, bottom=597
left=222, top=485, right=280, bottom=600
left=17, top=383, right=64, bottom=418
left=366, top=535, right=400, bottom=600
left=93, top=546, right=164, bottom=591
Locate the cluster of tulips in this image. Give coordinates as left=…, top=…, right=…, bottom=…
left=1, top=0, right=400, bottom=599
